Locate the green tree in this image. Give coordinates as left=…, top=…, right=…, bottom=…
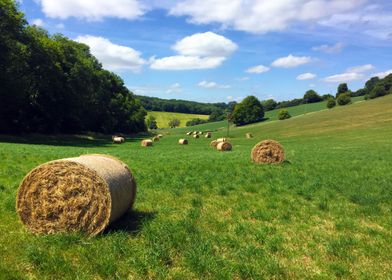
left=168, top=118, right=180, bottom=128
left=278, top=109, right=291, bottom=120
left=146, top=115, right=158, bottom=129
left=304, top=90, right=322, bottom=103
left=186, top=118, right=208, bottom=127
left=208, top=109, right=225, bottom=122
left=337, top=93, right=351, bottom=106
left=369, top=85, right=386, bottom=99
left=261, top=99, right=277, bottom=111
left=365, top=77, right=380, bottom=92
left=327, top=98, right=336, bottom=109
left=336, top=83, right=349, bottom=98
left=232, top=96, right=264, bottom=126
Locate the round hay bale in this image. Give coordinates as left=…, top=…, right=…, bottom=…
left=16, top=154, right=136, bottom=236
left=178, top=139, right=188, bottom=145
left=152, top=136, right=160, bottom=142
left=157, top=134, right=163, bottom=139
left=210, top=140, right=218, bottom=148
left=246, top=133, right=253, bottom=139
left=193, top=134, right=200, bottom=139
left=186, top=132, right=192, bottom=136
left=113, top=136, right=125, bottom=144
left=192, top=131, right=198, bottom=135
left=251, top=140, right=285, bottom=164
left=217, top=141, right=232, bottom=151
left=141, top=139, right=153, bottom=147
left=217, top=138, right=228, bottom=142
left=205, top=132, right=212, bottom=138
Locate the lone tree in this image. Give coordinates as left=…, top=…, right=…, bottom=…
left=168, top=118, right=180, bottom=128
left=146, top=115, right=158, bottom=129
left=337, top=93, right=351, bottom=106
left=278, top=109, right=291, bottom=120
left=232, top=96, right=264, bottom=126
left=336, top=83, right=349, bottom=98
left=304, top=90, right=322, bottom=103
left=327, top=98, right=336, bottom=109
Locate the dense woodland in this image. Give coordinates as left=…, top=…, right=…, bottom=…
left=0, top=0, right=146, bottom=134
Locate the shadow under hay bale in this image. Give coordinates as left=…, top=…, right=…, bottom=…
left=251, top=140, right=285, bottom=164
left=141, top=139, right=153, bottom=147
left=104, top=210, right=156, bottom=235
left=217, top=141, right=232, bottom=151
left=16, top=154, right=137, bottom=236
left=179, top=139, right=188, bottom=145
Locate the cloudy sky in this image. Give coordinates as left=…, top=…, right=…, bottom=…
left=21, top=0, right=392, bottom=103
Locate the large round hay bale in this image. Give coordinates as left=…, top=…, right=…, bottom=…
left=210, top=140, right=218, bottom=148
left=152, top=136, right=160, bottom=142
left=16, top=154, right=136, bottom=236
left=205, top=132, right=212, bottom=138
left=246, top=133, right=253, bottom=139
left=217, top=141, right=232, bottom=151
left=193, top=134, right=200, bottom=139
left=217, top=138, right=228, bottom=142
left=178, top=139, right=188, bottom=145
left=113, top=136, right=125, bottom=144
left=141, top=139, right=153, bottom=147
left=251, top=140, right=285, bottom=164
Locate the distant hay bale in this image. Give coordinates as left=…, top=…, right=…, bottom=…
left=193, top=134, right=200, bottom=139
left=113, top=136, right=125, bottom=144
left=16, top=154, right=136, bottom=236
left=246, top=133, right=253, bottom=139
left=217, top=141, right=232, bottom=151
left=198, top=131, right=203, bottom=135
left=186, top=132, right=192, bottom=135
left=192, top=131, right=198, bottom=135
left=251, top=140, right=285, bottom=164
left=205, top=132, right=212, bottom=138
left=217, top=138, right=228, bottom=142
left=157, top=134, right=163, bottom=139
left=141, top=139, right=153, bottom=147
left=210, top=140, right=218, bottom=148
left=152, top=136, right=160, bottom=142
left=178, top=139, right=188, bottom=145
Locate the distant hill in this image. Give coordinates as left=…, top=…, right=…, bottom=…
left=147, top=111, right=209, bottom=128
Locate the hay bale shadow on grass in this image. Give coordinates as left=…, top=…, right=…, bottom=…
left=103, top=210, right=156, bottom=235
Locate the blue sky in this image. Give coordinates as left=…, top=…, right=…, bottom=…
left=20, top=0, right=392, bottom=103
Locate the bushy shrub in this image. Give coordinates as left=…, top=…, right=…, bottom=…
left=278, top=109, right=291, bottom=120
left=186, top=118, right=208, bottom=127
left=337, top=93, right=351, bottom=106
left=369, top=85, right=386, bottom=99
left=327, top=98, right=336, bottom=109
left=168, top=119, right=180, bottom=128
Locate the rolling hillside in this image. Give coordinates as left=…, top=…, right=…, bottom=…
left=147, top=111, right=209, bottom=128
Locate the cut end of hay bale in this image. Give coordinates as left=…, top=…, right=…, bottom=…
left=217, top=141, right=232, bottom=151
left=178, top=139, right=188, bottom=145
left=141, top=139, right=153, bottom=147
left=16, top=154, right=136, bottom=236
left=246, top=133, right=253, bottom=139
left=251, top=140, right=285, bottom=164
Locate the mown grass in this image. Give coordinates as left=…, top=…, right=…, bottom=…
left=147, top=111, right=209, bottom=128
left=0, top=95, right=391, bottom=279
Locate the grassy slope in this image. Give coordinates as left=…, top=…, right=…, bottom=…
left=1, top=96, right=392, bottom=279
left=147, top=111, right=209, bottom=128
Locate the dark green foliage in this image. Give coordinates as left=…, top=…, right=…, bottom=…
left=365, top=77, right=380, bottom=92
left=186, top=118, right=208, bottom=127
left=369, top=85, right=386, bottom=99
left=168, top=118, right=180, bottom=128
left=276, top=98, right=303, bottom=109
left=327, top=98, right=336, bottom=109
left=261, top=99, right=277, bottom=111
left=208, top=109, right=225, bottom=122
left=0, top=1, right=146, bottom=134
left=351, top=88, right=368, bottom=97
left=304, top=90, right=322, bottom=103
left=336, top=83, right=349, bottom=97
left=322, top=94, right=334, bottom=100
left=146, top=115, right=158, bottom=129
left=232, top=96, right=264, bottom=126
left=337, top=93, right=351, bottom=106
left=277, top=109, right=291, bottom=120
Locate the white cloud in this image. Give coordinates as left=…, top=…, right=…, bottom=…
left=246, top=65, right=270, bottom=74
left=324, top=72, right=364, bottom=83
left=169, top=0, right=364, bottom=33
left=312, top=42, right=344, bottom=54
left=165, top=83, right=182, bottom=94
left=323, top=64, right=374, bottom=83
left=271, top=55, right=312, bottom=68
left=372, top=69, right=392, bottom=79
left=236, top=77, right=250, bottom=81
left=198, top=81, right=231, bottom=89
left=297, top=72, right=317, bottom=80
left=346, top=64, right=374, bottom=73
left=31, top=18, right=44, bottom=27
left=150, top=56, right=225, bottom=70
left=75, top=35, right=145, bottom=72
left=173, top=32, right=237, bottom=57
left=150, top=32, right=236, bottom=70
left=36, top=0, right=145, bottom=21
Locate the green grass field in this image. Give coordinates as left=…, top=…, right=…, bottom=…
left=147, top=111, right=209, bottom=128
left=1, top=95, right=391, bottom=279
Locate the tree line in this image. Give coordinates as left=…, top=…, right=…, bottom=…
left=0, top=0, right=146, bottom=134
